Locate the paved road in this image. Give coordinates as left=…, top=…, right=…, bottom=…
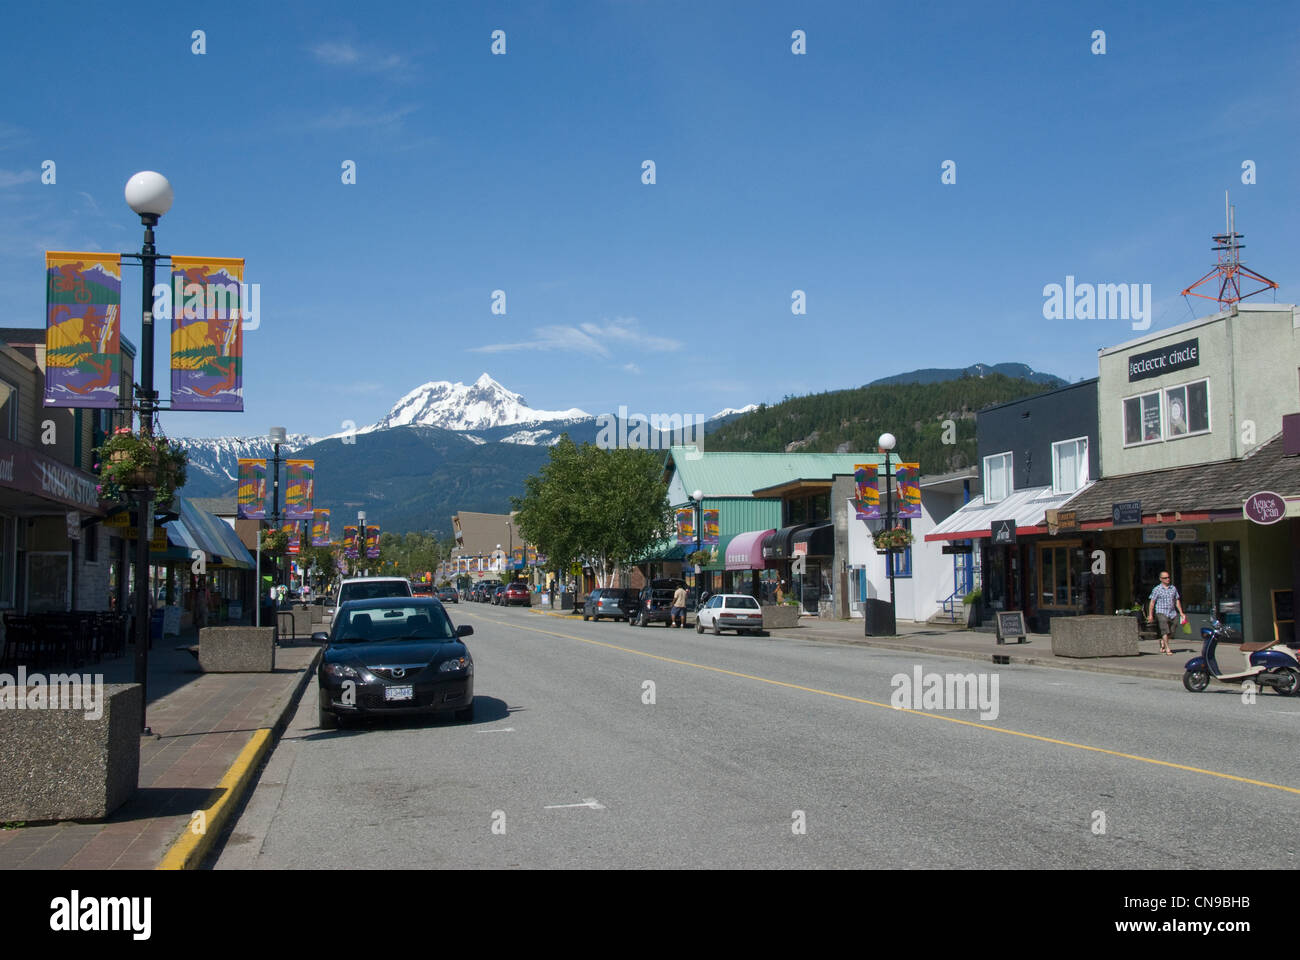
left=217, top=604, right=1300, bottom=869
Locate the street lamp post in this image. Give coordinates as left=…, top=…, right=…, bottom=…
left=268, top=426, right=287, bottom=602
left=879, top=432, right=898, bottom=635
left=124, top=171, right=174, bottom=734
left=692, top=489, right=703, bottom=596
left=357, top=509, right=366, bottom=577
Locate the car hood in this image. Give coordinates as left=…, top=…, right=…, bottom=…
left=323, top=639, right=466, bottom=666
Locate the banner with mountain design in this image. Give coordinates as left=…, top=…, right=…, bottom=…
left=896, top=462, right=922, bottom=519
left=675, top=507, right=695, bottom=545
left=311, top=509, right=330, bottom=547
left=854, top=464, right=880, bottom=520
left=284, top=460, right=314, bottom=520
left=343, top=525, right=358, bottom=558
left=44, top=253, right=122, bottom=408
left=237, top=459, right=267, bottom=519
left=365, top=525, right=380, bottom=559
left=169, top=256, right=244, bottom=411
left=703, top=509, right=719, bottom=545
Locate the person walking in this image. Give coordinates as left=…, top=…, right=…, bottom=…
left=1147, top=570, right=1186, bottom=656
left=671, top=583, right=688, bottom=629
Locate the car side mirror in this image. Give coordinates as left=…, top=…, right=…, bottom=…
left=311, top=632, right=330, bottom=643
left=456, top=624, right=474, bottom=637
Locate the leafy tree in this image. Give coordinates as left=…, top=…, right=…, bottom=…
left=513, top=437, right=672, bottom=587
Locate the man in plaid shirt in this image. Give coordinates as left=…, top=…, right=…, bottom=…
left=1147, top=571, right=1186, bottom=656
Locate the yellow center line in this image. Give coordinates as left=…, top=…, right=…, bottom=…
left=461, top=607, right=1300, bottom=797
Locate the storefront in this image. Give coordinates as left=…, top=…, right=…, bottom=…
left=724, top=529, right=773, bottom=597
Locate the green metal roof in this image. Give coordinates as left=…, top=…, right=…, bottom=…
left=665, top=447, right=894, bottom=499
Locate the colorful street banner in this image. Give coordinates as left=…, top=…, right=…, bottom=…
left=896, top=462, right=922, bottom=519
left=237, top=459, right=268, bottom=519
left=526, top=545, right=538, bottom=565
left=854, top=464, right=880, bottom=520
left=676, top=507, right=695, bottom=545
left=44, top=253, right=122, bottom=408
left=703, top=509, right=719, bottom=546
left=310, top=508, right=330, bottom=547
left=284, top=460, right=314, bottom=520
left=343, top=525, right=358, bottom=558
left=283, top=521, right=300, bottom=556
left=365, top=525, right=380, bottom=559
left=169, top=256, right=244, bottom=411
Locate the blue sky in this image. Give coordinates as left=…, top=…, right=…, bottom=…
left=2, top=0, right=1297, bottom=438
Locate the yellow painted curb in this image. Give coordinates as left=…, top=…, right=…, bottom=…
left=156, top=727, right=273, bottom=870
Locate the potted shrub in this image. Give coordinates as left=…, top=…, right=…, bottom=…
left=962, top=588, right=982, bottom=627
left=96, top=426, right=188, bottom=505
left=872, top=526, right=914, bottom=552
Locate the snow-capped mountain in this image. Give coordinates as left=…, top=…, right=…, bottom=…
left=710, top=404, right=760, bottom=419
left=174, top=433, right=317, bottom=494
left=366, top=373, right=590, bottom=433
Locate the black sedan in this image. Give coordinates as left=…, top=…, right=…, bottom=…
left=316, top=597, right=475, bottom=728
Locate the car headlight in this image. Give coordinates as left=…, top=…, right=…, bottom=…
left=323, top=663, right=364, bottom=680
left=438, top=657, right=471, bottom=674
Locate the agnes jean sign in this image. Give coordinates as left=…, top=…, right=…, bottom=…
left=1244, top=491, right=1286, bottom=525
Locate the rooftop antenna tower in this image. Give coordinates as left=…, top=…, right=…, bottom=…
left=1181, top=190, right=1278, bottom=312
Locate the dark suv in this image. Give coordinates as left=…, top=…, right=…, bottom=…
left=583, top=587, right=637, bottom=622
left=504, top=581, right=531, bottom=606
left=629, top=578, right=686, bottom=627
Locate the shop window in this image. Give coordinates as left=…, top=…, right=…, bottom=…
left=886, top=519, right=912, bottom=578
left=1038, top=542, right=1086, bottom=609
left=1051, top=437, right=1089, bottom=494
left=1174, top=543, right=1212, bottom=615
left=1165, top=380, right=1210, bottom=439
left=1123, top=391, right=1162, bottom=445
left=0, top=378, right=15, bottom=441
left=84, top=523, right=98, bottom=563
left=983, top=451, right=1013, bottom=504
left=0, top=514, right=13, bottom=607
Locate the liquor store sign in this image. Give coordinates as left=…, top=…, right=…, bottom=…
left=0, top=437, right=101, bottom=513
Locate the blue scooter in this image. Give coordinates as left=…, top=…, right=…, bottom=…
left=1182, top=619, right=1300, bottom=695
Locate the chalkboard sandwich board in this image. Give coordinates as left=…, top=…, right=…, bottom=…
left=996, top=610, right=1027, bottom=645
left=1272, top=589, right=1295, bottom=647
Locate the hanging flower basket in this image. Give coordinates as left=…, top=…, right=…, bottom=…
left=872, top=526, right=914, bottom=552
left=95, top=427, right=188, bottom=505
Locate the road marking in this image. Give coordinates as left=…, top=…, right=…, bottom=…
left=474, top=727, right=515, bottom=734
left=544, top=799, right=605, bottom=810
left=464, top=609, right=1300, bottom=797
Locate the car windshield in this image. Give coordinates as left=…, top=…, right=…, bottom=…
left=333, top=603, right=455, bottom=643
left=339, top=581, right=413, bottom=604
left=725, top=596, right=759, bottom=609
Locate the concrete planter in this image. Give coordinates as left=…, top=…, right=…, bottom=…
left=198, top=626, right=277, bottom=672
left=1050, top=615, right=1140, bottom=658
left=763, top=604, right=800, bottom=629
left=0, top=683, right=142, bottom=822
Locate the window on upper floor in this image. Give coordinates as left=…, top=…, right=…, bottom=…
left=0, top=378, right=16, bottom=441
left=1052, top=437, right=1089, bottom=495
left=983, top=451, right=1013, bottom=504
left=1164, top=379, right=1210, bottom=439
left=1123, top=390, right=1162, bottom=445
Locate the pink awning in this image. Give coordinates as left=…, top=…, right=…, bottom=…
left=726, top=529, right=775, bottom=571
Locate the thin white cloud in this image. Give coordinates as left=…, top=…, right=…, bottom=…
left=310, top=41, right=404, bottom=73
left=623, top=362, right=641, bottom=374
left=470, top=318, right=682, bottom=360
left=311, top=104, right=420, bottom=130
left=0, top=169, right=37, bottom=188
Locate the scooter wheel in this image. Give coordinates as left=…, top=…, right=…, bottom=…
left=1182, top=669, right=1210, bottom=693
left=1271, top=667, right=1300, bottom=696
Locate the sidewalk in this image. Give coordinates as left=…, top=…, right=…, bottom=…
left=0, top=626, right=319, bottom=870
left=531, top=606, right=1194, bottom=681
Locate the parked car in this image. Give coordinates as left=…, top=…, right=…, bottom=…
left=330, top=577, right=414, bottom=618
left=316, top=597, right=475, bottom=728
left=436, top=586, right=459, bottom=604
left=695, top=593, right=765, bottom=636
left=504, top=581, right=531, bottom=606
left=411, top=581, right=434, bottom=597
left=583, top=587, right=636, bottom=622
left=629, top=578, right=687, bottom=627
left=492, top=584, right=506, bottom=605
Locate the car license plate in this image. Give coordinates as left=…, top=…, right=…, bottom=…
left=385, top=685, right=414, bottom=701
